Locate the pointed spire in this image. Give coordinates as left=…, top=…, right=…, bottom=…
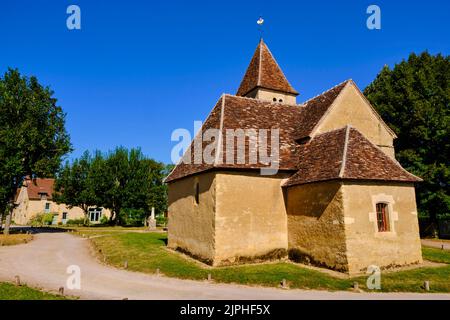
left=236, top=39, right=298, bottom=97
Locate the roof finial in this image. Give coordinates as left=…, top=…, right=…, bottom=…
left=257, top=16, right=264, bottom=40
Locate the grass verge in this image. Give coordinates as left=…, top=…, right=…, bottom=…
left=0, top=282, right=66, bottom=300
left=89, top=231, right=450, bottom=293
left=0, top=234, right=33, bottom=246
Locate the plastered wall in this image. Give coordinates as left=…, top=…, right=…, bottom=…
left=167, top=172, right=217, bottom=263
left=341, top=181, right=423, bottom=274
left=315, top=84, right=396, bottom=158
left=286, top=181, right=349, bottom=271
left=213, top=171, right=290, bottom=265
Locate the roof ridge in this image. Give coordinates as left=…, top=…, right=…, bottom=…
left=214, top=95, right=226, bottom=166
left=308, top=125, right=348, bottom=138
left=257, top=40, right=262, bottom=87
left=262, top=41, right=298, bottom=95
left=223, top=93, right=301, bottom=108
left=347, top=127, right=423, bottom=182
left=300, top=79, right=351, bottom=106
left=338, top=125, right=351, bottom=178
left=164, top=94, right=226, bottom=183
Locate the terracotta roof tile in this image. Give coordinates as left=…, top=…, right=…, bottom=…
left=283, top=127, right=421, bottom=187
left=236, top=39, right=298, bottom=96
left=343, top=127, right=421, bottom=182
left=23, top=178, right=55, bottom=200
left=165, top=81, right=420, bottom=184
left=165, top=95, right=302, bottom=182
left=165, top=81, right=357, bottom=183
left=294, top=80, right=349, bottom=140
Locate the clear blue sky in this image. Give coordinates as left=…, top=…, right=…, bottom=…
left=0, top=1, right=448, bottom=164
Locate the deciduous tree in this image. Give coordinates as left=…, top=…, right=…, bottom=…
left=53, top=151, right=99, bottom=223
left=0, top=68, right=71, bottom=234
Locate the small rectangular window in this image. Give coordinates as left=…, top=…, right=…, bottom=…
left=376, top=203, right=390, bottom=232
left=62, top=212, right=67, bottom=220
left=195, top=182, right=200, bottom=205
left=44, top=203, right=50, bottom=213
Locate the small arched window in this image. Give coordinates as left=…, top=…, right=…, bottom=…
left=194, top=182, right=200, bottom=205
left=279, top=99, right=283, bottom=103
left=376, top=203, right=390, bottom=232
left=273, top=98, right=277, bottom=102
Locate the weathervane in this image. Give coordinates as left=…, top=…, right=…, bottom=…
left=257, top=16, right=264, bottom=39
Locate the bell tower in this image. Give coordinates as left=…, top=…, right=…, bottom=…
left=236, top=39, right=299, bottom=104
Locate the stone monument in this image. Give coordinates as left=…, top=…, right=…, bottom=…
left=147, top=207, right=156, bottom=230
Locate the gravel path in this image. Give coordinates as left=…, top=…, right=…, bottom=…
left=422, top=239, right=450, bottom=251
left=0, top=232, right=449, bottom=300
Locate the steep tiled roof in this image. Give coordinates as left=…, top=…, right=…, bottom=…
left=165, top=98, right=224, bottom=182
left=23, top=178, right=55, bottom=200
left=283, top=126, right=422, bottom=187
left=236, top=39, right=298, bottom=97
left=165, top=95, right=302, bottom=182
left=294, top=80, right=349, bottom=140
left=165, top=80, right=419, bottom=184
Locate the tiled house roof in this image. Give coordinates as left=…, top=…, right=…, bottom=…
left=283, top=126, right=422, bottom=187
left=294, top=80, right=349, bottom=140
left=236, top=39, right=299, bottom=96
left=23, top=178, right=55, bottom=200
left=165, top=89, right=421, bottom=185
left=165, top=40, right=419, bottom=185
left=165, top=95, right=302, bottom=182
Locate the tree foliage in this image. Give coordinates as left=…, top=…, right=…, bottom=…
left=0, top=68, right=71, bottom=232
left=364, top=52, right=450, bottom=221
left=55, top=147, right=168, bottom=225
left=53, top=151, right=99, bottom=221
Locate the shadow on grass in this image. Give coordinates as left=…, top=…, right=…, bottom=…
left=2, top=226, right=70, bottom=235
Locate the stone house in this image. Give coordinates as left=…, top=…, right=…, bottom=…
left=165, top=39, right=423, bottom=274
left=12, top=177, right=111, bottom=225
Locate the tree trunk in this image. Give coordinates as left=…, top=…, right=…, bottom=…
left=0, top=211, right=3, bottom=232
left=83, top=206, right=89, bottom=226
left=3, top=209, right=12, bottom=235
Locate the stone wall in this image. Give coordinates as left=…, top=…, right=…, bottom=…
left=213, top=171, right=290, bottom=265
left=167, top=172, right=217, bottom=263
left=342, top=181, right=423, bottom=274
left=285, top=181, right=349, bottom=272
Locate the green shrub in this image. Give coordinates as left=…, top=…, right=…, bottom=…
left=156, top=215, right=167, bottom=227
left=99, top=215, right=109, bottom=225
left=65, top=218, right=87, bottom=226
left=121, top=208, right=145, bottom=227
left=28, top=213, right=56, bottom=227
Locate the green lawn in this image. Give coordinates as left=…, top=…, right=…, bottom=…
left=89, top=231, right=450, bottom=293
left=0, top=282, right=66, bottom=300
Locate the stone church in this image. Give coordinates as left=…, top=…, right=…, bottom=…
left=165, top=39, right=423, bottom=274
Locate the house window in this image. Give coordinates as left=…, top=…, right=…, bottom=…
left=376, top=203, right=390, bottom=232
left=62, top=212, right=67, bottom=220
left=44, top=203, right=51, bottom=213
left=194, top=182, right=200, bottom=205
left=89, top=208, right=103, bottom=222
